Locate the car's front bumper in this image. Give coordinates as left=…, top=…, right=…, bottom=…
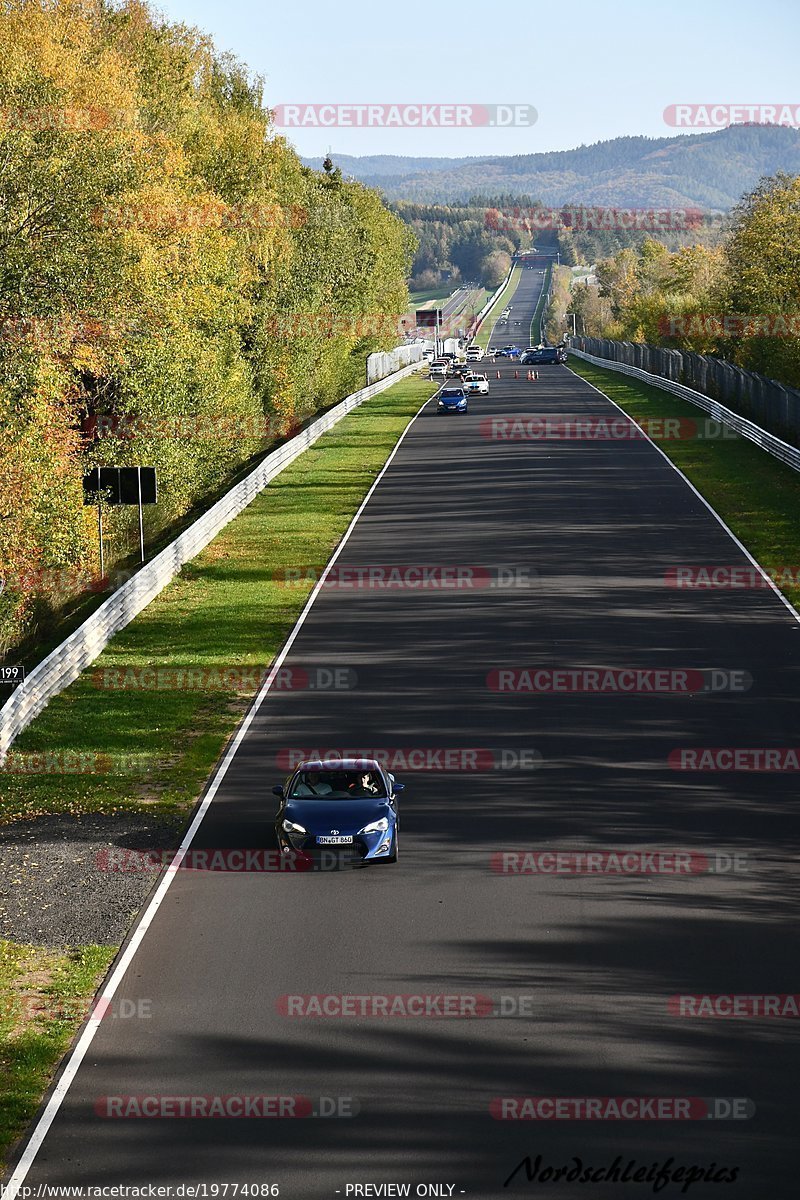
left=277, top=828, right=395, bottom=862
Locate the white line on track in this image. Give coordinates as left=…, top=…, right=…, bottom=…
left=3, top=388, right=437, bottom=1198
left=566, top=362, right=800, bottom=626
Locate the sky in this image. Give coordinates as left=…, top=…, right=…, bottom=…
left=155, top=0, right=800, bottom=159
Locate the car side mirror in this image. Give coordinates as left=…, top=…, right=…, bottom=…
left=392, top=782, right=405, bottom=794
left=272, top=786, right=284, bottom=798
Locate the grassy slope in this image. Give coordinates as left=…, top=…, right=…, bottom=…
left=0, top=941, right=116, bottom=1168
left=568, top=358, right=800, bottom=613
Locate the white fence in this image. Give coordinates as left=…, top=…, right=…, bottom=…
left=569, top=347, right=800, bottom=473
left=0, top=358, right=423, bottom=760
left=366, top=342, right=423, bottom=385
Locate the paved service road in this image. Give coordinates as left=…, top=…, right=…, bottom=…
left=9, top=358, right=800, bottom=1197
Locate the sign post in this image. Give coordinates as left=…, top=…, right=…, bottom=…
left=83, top=466, right=158, bottom=576
left=97, top=502, right=105, bottom=578
left=415, top=309, right=443, bottom=357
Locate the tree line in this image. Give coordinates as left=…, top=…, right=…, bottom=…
left=0, top=0, right=414, bottom=654
left=566, top=174, right=800, bottom=391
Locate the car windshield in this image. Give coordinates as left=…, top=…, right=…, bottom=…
left=441, top=389, right=464, bottom=398
left=289, top=769, right=387, bottom=799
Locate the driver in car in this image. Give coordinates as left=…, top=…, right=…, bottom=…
left=295, top=770, right=333, bottom=796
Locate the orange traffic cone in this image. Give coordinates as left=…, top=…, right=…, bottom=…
left=496, top=370, right=500, bottom=379
left=514, top=369, right=519, bottom=379
left=526, top=370, right=532, bottom=381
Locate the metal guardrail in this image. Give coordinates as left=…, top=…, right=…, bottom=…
left=570, top=335, right=800, bottom=447
left=569, top=347, right=800, bottom=473
left=0, top=358, right=423, bottom=761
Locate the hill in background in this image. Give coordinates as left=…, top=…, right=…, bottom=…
left=302, top=125, right=800, bottom=209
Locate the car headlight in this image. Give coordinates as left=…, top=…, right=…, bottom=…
left=359, top=817, right=389, bottom=835
left=282, top=819, right=307, bottom=835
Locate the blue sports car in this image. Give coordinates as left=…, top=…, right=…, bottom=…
left=274, top=758, right=403, bottom=863
left=437, top=386, right=468, bottom=414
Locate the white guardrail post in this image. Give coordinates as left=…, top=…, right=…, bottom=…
left=0, top=349, right=423, bottom=761
left=568, top=346, right=800, bottom=474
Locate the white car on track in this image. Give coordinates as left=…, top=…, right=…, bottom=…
left=463, top=373, right=490, bottom=396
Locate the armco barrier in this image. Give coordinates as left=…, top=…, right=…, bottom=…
left=0, top=358, right=423, bottom=761
left=568, top=346, right=800, bottom=474
left=570, top=336, right=800, bottom=447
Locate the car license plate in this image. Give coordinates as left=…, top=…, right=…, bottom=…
left=317, top=835, right=353, bottom=845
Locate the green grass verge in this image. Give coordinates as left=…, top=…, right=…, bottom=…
left=475, top=266, right=522, bottom=349
left=0, top=374, right=436, bottom=826
left=568, top=358, right=800, bottom=613
left=0, top=940, right=116, bottom=1166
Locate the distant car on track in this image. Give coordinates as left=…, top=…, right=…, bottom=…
left=429, top=361, right=448, bottom=378
left=274, top=758, right=403, bottom=863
